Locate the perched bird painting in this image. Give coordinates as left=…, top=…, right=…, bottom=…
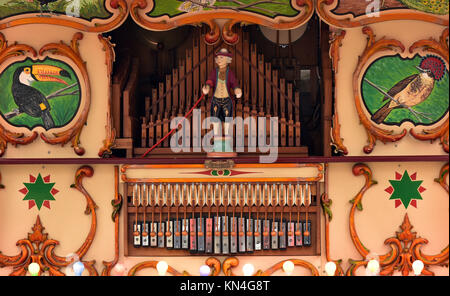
left=11, top=64, right=71, bottom=130
left=366, top=55, right=447, bottom=124
left=35, top=0, right=59, bottom=16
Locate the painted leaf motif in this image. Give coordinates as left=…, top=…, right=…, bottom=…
left=398, top=0, right=449, bottom=15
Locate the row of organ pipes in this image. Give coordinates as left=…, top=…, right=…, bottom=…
left=130, top=182, right=314, bottom=254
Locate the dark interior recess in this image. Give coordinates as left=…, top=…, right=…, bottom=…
left=105, top=14, right=330, bottom=158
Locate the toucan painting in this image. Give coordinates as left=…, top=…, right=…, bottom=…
left=11, top=64, right=71, bottom=130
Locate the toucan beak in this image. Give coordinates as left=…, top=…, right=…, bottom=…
left=31, top=65, right=70, bottom=85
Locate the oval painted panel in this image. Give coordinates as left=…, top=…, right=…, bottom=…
left=361, top=54, right=449, bottom=126
left=0, top=0, right=112, bottom=21
left=0, top=57, right=81, bottom=130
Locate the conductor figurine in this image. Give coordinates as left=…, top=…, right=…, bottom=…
left=202, top=48, right=242, bottom=156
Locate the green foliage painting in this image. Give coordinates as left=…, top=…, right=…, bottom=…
left=0, top=0, right=111, bottom=21
left=147, top=0, right=299, bottom=18
left=361, top=54, right=449, bottom=126
left=0, top=57, right=81, bottom=130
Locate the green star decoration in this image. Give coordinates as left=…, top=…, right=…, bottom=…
left=23, top=174, right=56, bottom=210
left=388, top=170, right=423, bottom=209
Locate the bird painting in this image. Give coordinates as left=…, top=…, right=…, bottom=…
left=36, top=0, right=59, bottom=16
left=367, top=55, right=447, bottom=124
left=11, top=64, right=71, bottom=130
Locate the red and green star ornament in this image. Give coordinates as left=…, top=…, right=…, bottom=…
left=385, top=170, right=426, bottom=209
left=19, top=174, right=59, bottom=210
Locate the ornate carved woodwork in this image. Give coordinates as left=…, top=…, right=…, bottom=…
left=316, top=0, right=449, bottom=28
left=352, top=27, right=449, bottom=154
left=0, top=0, right=128, bottom=33
left=0, top=33, right=92, bottom=157
left=128, top=257, right=221, bottom=276
left=0, top=166, right=98, bottom=276
left=346, top=163, right=449, bottom=276
left=130, top=0, right=314, bottom=45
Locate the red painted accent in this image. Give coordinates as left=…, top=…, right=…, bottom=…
left=29, top=175, right=36, bottom=182
left=218, top=170, right=223, bottom=175
left=385, top=186, right=394, bottom=194
left=395, top=172, right=402, bottom=180
left=51, top=188, right=59, bottom=195
left=43, top=200, right=51, bottom=209
left=410, top=172, right=417, bottom=180
left=43, top=175, right=51, bottom=182
left=28, top=200, right=35, bottom=209
left=395, top=200, right=402, bottom=208
left=229, top=170, right=258, bottom=176
left=19, top=187, right=28, bottom=195
left=418, top=186, right=426, bottom=193
left=411, top=200, right=417, bottom=208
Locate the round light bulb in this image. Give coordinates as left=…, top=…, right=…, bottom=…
left=199, top=265, right=211, bottom=276
left=73, top=261, right=85, bottom=276
left=113, top=263, right=126, bottom=276
left=28, top=263, right=40, bottom=276
left=324, top=261, right=337, bottom=276
left=242, top=263, right=255, bottom=276
left=412, top=260, right=424, bottom=276
left=282, top=261, right=295, bottom=276
left=156, top=261, right=169, bottom=276
left=367, top=259, right=380, bottom=275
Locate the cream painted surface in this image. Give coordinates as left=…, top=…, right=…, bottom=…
left=1, top=162, right=448, bottom=276
left=0, top=25, right=109, bottom=158
left=327, top=162, right=448, bottom=276
left=335, top=21, right=448, bottom=156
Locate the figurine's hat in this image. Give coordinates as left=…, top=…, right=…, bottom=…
left=215, top=48, right=232, bottom=57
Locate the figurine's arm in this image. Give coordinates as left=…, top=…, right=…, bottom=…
left=228, top=71, right=242, bottom=99
left=203, top=70, right=216, bottom=95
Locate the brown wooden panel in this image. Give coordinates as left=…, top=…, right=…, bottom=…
left=122, top=58, right=139, bottom=139
left=179, top=59, right=186, bottom=113
left=265, top=62, right=272, bottom=115
left=172, top=68, right=179, bottom=115
left=186, top=48, right=193, bottom=111
left=258, top=53, right=265, bottom=109
left=250, top=43, right=257, bottom=108
left=243, top=31, right=250, bottom=106
left=272, top=70, right=278, bottom=117
left=111, top=55, right=131, bottom=138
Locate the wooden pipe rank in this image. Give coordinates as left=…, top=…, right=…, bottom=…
left=129, top=181, right=315, bottom=254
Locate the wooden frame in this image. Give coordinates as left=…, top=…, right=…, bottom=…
left=0, top=166, right=98, bottom=276
left=122, top=163, right=323, bottom=257
left=346, top=163, right=449, bottom=276
left=352, top=27, right=449, bottom=154
left=0, top=0, right=128, bottom=33
left=0, top=33, right=92, bottom=156
left=316, top=0, right=449, bottom=28
left=130, top=0, right=314, bottom=45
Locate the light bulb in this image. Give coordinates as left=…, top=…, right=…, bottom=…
left=412, top=260, right=424, bottom=276
left=156, top=261, right=168, bottom=276
left=113, top=263, right=126, bottom=276
left=242, top=263, right=255, bottom=276
left=282, top=261, right=295, bottom=276
left=28, top=263, right=40, bottom=276
left=199, top=265, right=211, bottom=276
left=324, top=261, right=337, bottom=276
left=367, top=259, right=380, bottom=275
left=73, top=261, right=85, bottom=276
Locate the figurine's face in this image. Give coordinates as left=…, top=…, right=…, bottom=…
left=215, top=55, right=229, bottom=69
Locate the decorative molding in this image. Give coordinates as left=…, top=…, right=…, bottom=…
left=316, top=0, right=449, bottom=28
left=434, top=162, right=449, bottom=193
left=130, top=0, right=314, bottom=45
left=128, top=257, right=221, bottom=276
left=321, top=163, right=344, bottom=276
left=0, top=0, right=128, bottom=33
left=329, top=28, right=348, bottom=155
left=353, top=27, right=449, bottom=154
left=408, top=29, right=449, bottom=153
left=98, top=34, right=117, bottom=158
left=346, top=163, right=449, bottom=276
left=101, top=166, right=122, bottom=276
left=353, top=27, right=408, bottom=154
left=222, top=256, right=319, bottom=276
left=0, top=33, right=92, bottom=156
left=0, top=166, right=98, bottom=276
